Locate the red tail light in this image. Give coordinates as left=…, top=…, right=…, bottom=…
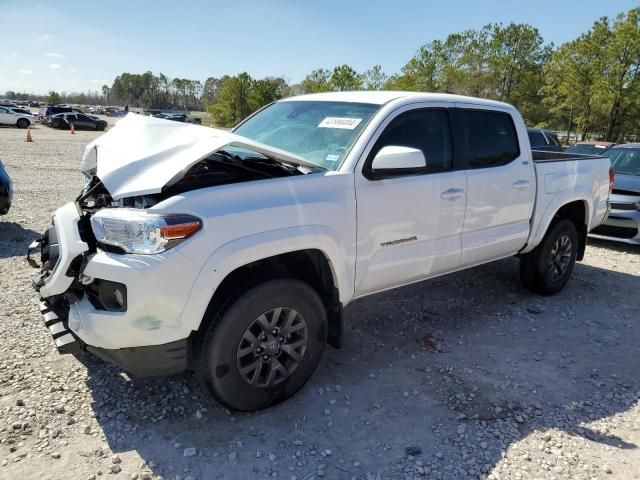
left=609, top=167, right=615, bottom=195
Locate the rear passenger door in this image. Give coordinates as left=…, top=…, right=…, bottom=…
left=455, top=107, right=534, bottom=266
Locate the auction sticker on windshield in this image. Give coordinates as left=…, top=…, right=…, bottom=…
left=318, top=117, right=363, bottom=129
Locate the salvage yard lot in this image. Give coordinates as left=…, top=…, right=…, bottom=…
left=0, top=125, right=639, bottom=480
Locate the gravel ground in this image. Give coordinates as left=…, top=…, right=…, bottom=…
left=0, top=124, right=639, bottom=480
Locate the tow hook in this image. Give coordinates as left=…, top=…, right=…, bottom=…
left=26, top=238, right=42, bottom=268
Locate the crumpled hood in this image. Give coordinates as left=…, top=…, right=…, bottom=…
left=81, top=113, right=316, bottom=200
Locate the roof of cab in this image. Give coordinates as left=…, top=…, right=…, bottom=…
left=283, top=90, right=514, bottom=109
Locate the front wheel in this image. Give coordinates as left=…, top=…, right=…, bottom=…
left=197, top=279, right=327, bottom=411
left=520, top=219, right=578, bottom=295
left=17, top=118, right=29, bottom=129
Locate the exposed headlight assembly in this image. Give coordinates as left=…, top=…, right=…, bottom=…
left=90, top=208, right=201, bottom=254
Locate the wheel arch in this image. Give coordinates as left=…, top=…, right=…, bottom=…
left=195, top=249, right=342, bottom=347
left=181, top=226, right=352, bottom=357
left=524, top=199, right=590, bottom=260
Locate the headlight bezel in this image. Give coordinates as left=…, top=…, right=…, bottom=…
left=90, top=208, right=201, bottom=255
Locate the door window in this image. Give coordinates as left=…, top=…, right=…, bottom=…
left=368, top=109, right=452, bottom=174
left=462, top=110, right=520, bottom=168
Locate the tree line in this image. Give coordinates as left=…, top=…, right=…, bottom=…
left=5, top=8, right=638, bottom=141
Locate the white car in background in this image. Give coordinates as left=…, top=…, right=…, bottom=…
left=0, top=105, right=35, bottom=128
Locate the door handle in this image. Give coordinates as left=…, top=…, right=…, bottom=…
left=513, top=180, right=530, bottom=190
left=440, top=188, right=465, bottom=201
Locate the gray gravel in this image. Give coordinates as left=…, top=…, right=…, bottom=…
left=1, top=125, right=639, bottom=479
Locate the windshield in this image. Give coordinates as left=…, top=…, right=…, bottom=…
left=565, top=144, right=610, bottom=155
left=606, top=147, right=640, bottom=176
left=234, top=101, right=380, bottom=170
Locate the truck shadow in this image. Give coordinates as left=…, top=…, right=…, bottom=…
left=0, top=221, right=40, bottom=259
left=81, top=256, right=640, bottom=479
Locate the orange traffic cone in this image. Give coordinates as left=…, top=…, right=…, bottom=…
left=70, top=122, right=75, bottom=135
left=25, top=127, right=33, bottom=142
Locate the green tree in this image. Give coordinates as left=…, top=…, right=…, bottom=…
left=301, top=68, right=332, bottom=93
left=602, top=8, right=640, bottom=140
left=47, top=91, right=61, bottom=104
left=360, top=65, right=388, bottom=90
left=208, top=73, right=254, bottom=126
left=250, top=77, right=287, bottom=110
left=330, top=65, right=362, bottom=91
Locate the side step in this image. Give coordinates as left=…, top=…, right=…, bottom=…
left=39, top=300, right=82, bottom=354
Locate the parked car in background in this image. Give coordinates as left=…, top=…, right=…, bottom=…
left=106, top=107, right=127, bottom=117
left=0, top=105, right=35, bottom=128
left=0, top=159, right=13, bottom=215
left=38, top=105, right=73, bottom=121
left=590, top=144, right=640, bottom=244
left=527, top=128, right=563, bottom=152
left=9, top=107, right=34, bottom=116
left=30, top=92, right=611, bottom=411
left=47, top=112, right=107, bottom=131
left=565, top=141, right=615, bottom=155
left=89, top=106, right=106, bottom=115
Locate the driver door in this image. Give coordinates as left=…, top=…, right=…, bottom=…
left=354, top=106, right=466, bottom=296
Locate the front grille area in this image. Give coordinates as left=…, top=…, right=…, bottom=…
left=610, top=202, right=638, bottom=211
left=591, top=224, right=638, bottom=239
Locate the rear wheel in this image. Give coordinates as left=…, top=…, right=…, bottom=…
left=520, top=219, right=578, bottom=295
left=197, top=278, right=327, bottom=411
left=17, top=118, right=29, bottom=129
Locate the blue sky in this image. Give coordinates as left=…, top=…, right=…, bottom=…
left=0, top=0, right=637, bottom=95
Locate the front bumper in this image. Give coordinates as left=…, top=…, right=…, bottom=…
left=36, top=297, right=188, bottom=375
left=30, top=202, right=198, bottom=375
left=589, top=207, right=640, bottom=245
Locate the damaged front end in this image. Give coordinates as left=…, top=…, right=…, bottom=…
left=29, top=114, right=316, bottom=370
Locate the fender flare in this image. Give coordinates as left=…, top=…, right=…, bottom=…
left=179, top=224, right=352, bottom=334
left=521, top=193, right=592, bottom=254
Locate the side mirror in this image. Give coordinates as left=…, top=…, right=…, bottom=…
left=370, top=146, right=426, bottom=179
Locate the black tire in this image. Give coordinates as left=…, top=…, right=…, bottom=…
left=17, top=118, right=29, bottom=129
left=197, top=279, right=327, bottom=411
left=520, top=219, right=578, bottom=295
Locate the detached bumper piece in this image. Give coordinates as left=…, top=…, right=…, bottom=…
left=39, top=299, right=82, bottom=354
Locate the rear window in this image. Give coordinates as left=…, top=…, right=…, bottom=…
left=606, top=148, right=640, bottom=176
left=528, top=131, right=547, bottom=147
left=462, top=110, right=520, bottom=168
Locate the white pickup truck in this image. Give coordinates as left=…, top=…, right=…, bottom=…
left=30, top=92, right=612, bottom=411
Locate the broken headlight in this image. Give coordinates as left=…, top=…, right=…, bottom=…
left=90, top=208, right=201, bottom=254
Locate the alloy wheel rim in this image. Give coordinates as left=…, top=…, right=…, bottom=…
left=236, top=307, right=308, bottom=388
left=548, top=234, right=572, bottom=282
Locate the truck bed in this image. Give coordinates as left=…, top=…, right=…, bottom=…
left=532, top=150, right=608, bottom=163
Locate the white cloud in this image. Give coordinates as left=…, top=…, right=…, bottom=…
left=10, top=52, right=19, bottom=57
left=43, top=52, right=65, bottom=58
left=49, top=63, right=61, bottom=69
left=33, top=33, right=52, bottom=41
left=69, top=68, right=77, bottom=73
left=19, top=69, right=33, bottom=74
